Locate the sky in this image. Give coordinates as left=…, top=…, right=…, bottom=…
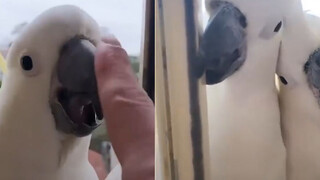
left=0, top=0, right=318, bottom=56
left=201, top=0, right=320, bottom=26
left=302, top=0, right=320, bottom=16
left=0, top=0, right=144, bottom=56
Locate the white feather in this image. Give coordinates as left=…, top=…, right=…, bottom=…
left=0, top=5, right=103, bottom=180
left=105, top=164, right=122, bottom=180
left=206, top=0, right=286, bottom=179
left=278, top=1, right=320, bottom=179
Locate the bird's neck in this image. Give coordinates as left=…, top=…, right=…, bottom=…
left=283, top=0, right=310, bottom=36
left=279, top=84, right=320, bottom=119
left=282, top=0, right=320, bottom=64
left=0, top=80, right=91, bottom=172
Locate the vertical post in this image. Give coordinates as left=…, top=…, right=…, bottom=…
left=156, top=0, right=210, bottom=179
left=184, top=1, right=210, bottom=180
left=156, top=0, right=175, bottom=179
left=140, top=0, right=155, bottom=101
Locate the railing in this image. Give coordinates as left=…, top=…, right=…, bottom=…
left=156, top=0, right=210, bottom=179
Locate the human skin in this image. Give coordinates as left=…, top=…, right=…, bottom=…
left=95, top=36, right=155, bottom=180
left=88, top=150, right=107, bottom=180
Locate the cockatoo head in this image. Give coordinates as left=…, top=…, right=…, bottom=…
left=276, top=1, right=320, bottom=91
left=200, top=0, right=284, bottom=84
left=3, top=5, right=103, bottom=137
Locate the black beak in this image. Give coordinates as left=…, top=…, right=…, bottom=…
left=197, top=1, right=247, bottom=85
left=306, top=49, right=320, bottom=89
left=51, top=37, right=103, bottom=137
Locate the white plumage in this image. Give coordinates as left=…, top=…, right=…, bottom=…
left=278, top=1, right=320, bottom=179
left=205, top=0, right=286, bottom=179
left=0, top=5, right=101, bottom=180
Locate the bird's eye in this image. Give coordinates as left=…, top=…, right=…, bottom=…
left=21, top=56, right=33, bottom=71
left=20, top=55, right=40, bottom=76
left=274, top=21, right=282, bottom=32
left=279, top=76, right=288, bottom=85
left=259, top=19, right=283, bottom=39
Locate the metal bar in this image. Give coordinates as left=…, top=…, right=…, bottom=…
left=184, top=0, right=202, bottom=179
left=156, top=0, right=176, bottom=179
left=156, top=0, right=210, bottom=179
left=140, top=0, right=155, bottom=102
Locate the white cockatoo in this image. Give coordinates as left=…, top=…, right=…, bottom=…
left=0, top=5, right=121, bottom=180
left=199, top=0, right=287, bottom=179
left=277, top=0, right=320, bottom=179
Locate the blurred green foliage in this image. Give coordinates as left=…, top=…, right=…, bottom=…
left=129, top=56, right=140, bottom=74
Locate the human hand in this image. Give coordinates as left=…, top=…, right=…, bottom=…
left=95, top=35, right=155, bottom=180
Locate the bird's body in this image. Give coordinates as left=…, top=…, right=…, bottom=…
left=204, top=0, right=286, bottom=179
left=106, top=164, right=122, bottom=180
left=278, top=1, right=320, bottom=179
left=279, top=82, right=320, bottom=180
left=207, top=38, right=286, bottom=180
left=306, top=13, right=320, bottom=38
